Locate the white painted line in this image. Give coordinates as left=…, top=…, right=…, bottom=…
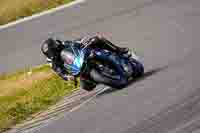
left=0, top=0, right=85, bottom=31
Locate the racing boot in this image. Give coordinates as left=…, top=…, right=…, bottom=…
left=118, top=47, right=129, bottom=54
left=110, top=45, right=131, bottom=58
left=104, top=38, right=129, bottom=54
left=102, top=38, right=130, bottom=54
left=118, top=47, right=132, bottom=58
left=97, top=36, right=131, bottom=57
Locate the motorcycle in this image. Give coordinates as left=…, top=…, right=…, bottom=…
left=60, top=41, right=144, bottom=91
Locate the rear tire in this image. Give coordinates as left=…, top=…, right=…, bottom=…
left=130, top=58, right=144, bottom=77
left=136, top=62, right=144, bottom=77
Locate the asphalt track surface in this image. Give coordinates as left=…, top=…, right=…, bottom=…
left=1, top=0, right=200, bottom=133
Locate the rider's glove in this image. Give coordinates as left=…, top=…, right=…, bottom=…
left=67, top=75, right=75, bottom=81
left=60, top=74, right=68, bottom=81
left=63, top=75, right=75, bottom=81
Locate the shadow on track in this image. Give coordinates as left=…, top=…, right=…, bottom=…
left=96, top=65, right=169, bottom=98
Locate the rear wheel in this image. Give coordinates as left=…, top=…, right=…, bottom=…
left=130, top=58, right=144, bottom=77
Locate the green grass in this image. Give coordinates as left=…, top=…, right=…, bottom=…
left=0, top=0, right=74, bottom=25
left=0, top=65, right=79, bottom=132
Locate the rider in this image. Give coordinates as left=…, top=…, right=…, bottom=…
left=41, top=34, right=129, bottom=91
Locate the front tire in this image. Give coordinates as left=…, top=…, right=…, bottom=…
left=80, top=79, right=96, bottom=91
left=90, top=68, right=127, bottom=89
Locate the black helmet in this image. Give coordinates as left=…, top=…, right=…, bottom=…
left=41, top=38, right=60, bottom=59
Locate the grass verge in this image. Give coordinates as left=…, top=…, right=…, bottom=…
left=0, top=64, right=79, bottom=132
left=0, top=0, right=74, bottom=25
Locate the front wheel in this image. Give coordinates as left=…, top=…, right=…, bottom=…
left=89, top=68, right=128, bottom=89
left=87, top=52, right=129, bottom=89
left=80, top=79, right=96, bottom=91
